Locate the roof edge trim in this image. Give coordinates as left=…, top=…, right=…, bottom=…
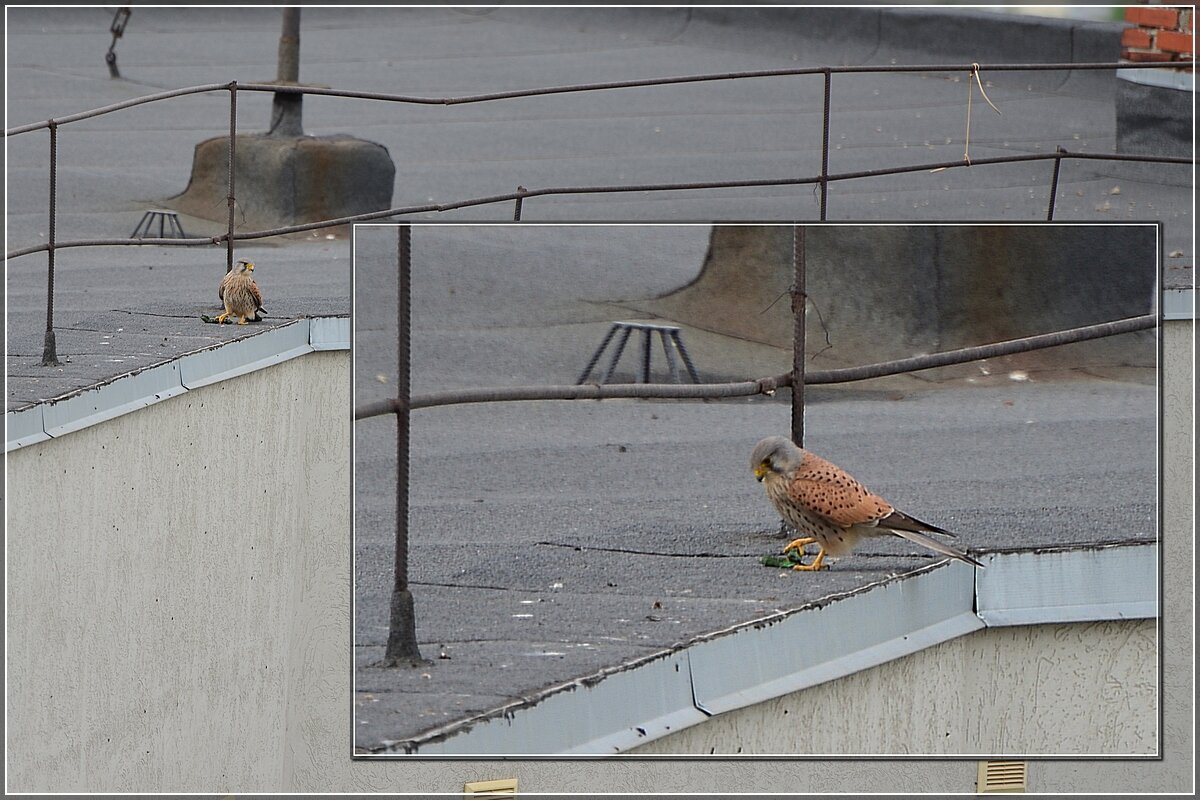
left=5, top=317, right=350, bottom=449
left=975, top=542, right=1158, bottom=627
left=377, top=542, right=1157, bottom=756
left=1162, top=288, right=1194, bottom=321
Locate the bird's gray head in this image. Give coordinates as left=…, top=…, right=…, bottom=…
left=750, top=435, right=804, bottom=482
left=237, top=258, right=255, bottom=273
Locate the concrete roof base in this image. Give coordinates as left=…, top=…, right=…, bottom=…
left=622, top=225, right=1158, bottom=376
left=167, top=133, right=395, bottom=230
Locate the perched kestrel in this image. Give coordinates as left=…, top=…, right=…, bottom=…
left=750, top=435, right=981, bottom=571
left=216, top=258, right=265, bottom=325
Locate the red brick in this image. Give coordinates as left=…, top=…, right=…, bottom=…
left=1125, top=6, right=1180, bottom=29
left=1121, top=27, right=1154, bottom=48
left=1122, top=49, right=1176, bottom=62
left=1156, top=30, right=1194, bottom=54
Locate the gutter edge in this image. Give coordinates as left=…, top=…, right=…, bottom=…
left=366, top=540, right=1158, bottom=756
left=5, top=316, right=350, bottom=451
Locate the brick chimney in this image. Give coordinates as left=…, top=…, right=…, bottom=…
left=1121, top=5, right=1194, bottom=64
left=1115, top=3, right=1192, bottom=157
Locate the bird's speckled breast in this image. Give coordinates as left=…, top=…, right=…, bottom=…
left=764, top=474, right=847, bottom=544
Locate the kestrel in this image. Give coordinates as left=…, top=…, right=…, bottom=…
left=750, top=435, right=982, bottom=571
left=215, top=258, right=265, bottom=325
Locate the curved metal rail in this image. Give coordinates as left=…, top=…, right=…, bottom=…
left=354, top=313, right=1158, bottom=419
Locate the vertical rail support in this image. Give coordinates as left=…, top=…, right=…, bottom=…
left=819, top=68, right=832, bottom=221
left=384, top=223, right=426, bottom=667
left=639, top=327, right=653, bottom=383
left=671, top=329, right=701, bottom=383
left=226, top=82, right=238, bottom=274
left=41, top=121, right=60, bottom=366
left=513, top=185, right=526, bottom=221
left=791, top=224, right=806, bottom=447
left=599, top=326, right=634, bottom=384
left=659, top=330, right=682, bottom=383
left=576, top=324, right=618, bottom=384
left=1047, top=145, right=1064, bottom=221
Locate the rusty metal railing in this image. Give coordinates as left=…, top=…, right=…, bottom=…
left=5, top=149, right=1189, bottom=263
left=8, top=56, right=1184, bottom=659
left=10, top=57, right=1183, bottom=658
left=355, top=314, right=1159, bottom=419
left=380, top=224, right=424, bottom=667
left=5, top=60, right=1193, bottom=365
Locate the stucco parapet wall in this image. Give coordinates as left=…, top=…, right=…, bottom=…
left=5, top=317, right=349, bottom=451
left=367, top=540, right=1157, bottom=756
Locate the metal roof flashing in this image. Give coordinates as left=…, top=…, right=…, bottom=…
left=975, top=541, right=1158, bottom=626
left=5, top=317, right=349, bottom=452
left=1118, top=66, right=1194, bottom=92
left=369, top=542, right=1158, bottom=757
left=1162, top=288, right=1194, bottom=321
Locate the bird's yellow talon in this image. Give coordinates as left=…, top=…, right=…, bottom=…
left=783, top=536, right=816, bottom=554
left=788, top=548, right=827, bottom=571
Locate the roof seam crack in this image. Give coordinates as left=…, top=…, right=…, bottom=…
left=534, top=541, right=755, bottom=558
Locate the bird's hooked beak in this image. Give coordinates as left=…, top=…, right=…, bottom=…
left=753, top=462, right=769, bottom=482
left=245, top=262, right=255, bottom=272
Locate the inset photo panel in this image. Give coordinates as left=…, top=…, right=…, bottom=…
left=352, top=222, right=1159, bottom=758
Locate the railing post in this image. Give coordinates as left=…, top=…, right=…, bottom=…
left=791, top=224, right=806, bottom=447
left=384, top=223, right=425, bottom=667
left=1047, top=145, right=1064, bottom=221
left=819, top=68, right=831, bottom=221
left=513, top=185, right=526, bottom=221
left=41, top=121, right=60, bottom=366
left=226, top=82, right=237, bottom=273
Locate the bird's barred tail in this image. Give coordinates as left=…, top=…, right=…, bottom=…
left=890, top=529, right=984, bottom=568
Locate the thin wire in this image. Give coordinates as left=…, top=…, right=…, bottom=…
left=965, top=63, right=1002, bottom=164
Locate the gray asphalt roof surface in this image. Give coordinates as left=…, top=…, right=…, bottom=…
left=4, top=5, right=1182, bottom=754
left=352, top=223, right=1156, bottom=750
left=5, top=243, right=350, bottom=410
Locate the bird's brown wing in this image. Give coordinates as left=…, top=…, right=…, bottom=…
left=218, top=270, right=234, bottom=303
left=877, top=509, right=955, bottom=537
left=248, top=278, right=263, bottom=310
left=788, top=451, right=893, bottom=527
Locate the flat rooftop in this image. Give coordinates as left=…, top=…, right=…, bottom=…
left=5, top=7, right=1189, bottom=410
left=352, top=223, right=1157, bottom=753
left=4, top=5, right=1182, bottom=754
left=5, top=244, right=350, bottom=414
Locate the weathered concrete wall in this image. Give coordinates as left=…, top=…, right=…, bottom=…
left=330, top=320, right=1189, bottom=793
left=1156, top=315, right=1195, bottom=786
left=630, top=619, right=1157, bottom=756
left=6, top=351, right=349, bottom=793
left=6, top=322, right=1190, bottom=793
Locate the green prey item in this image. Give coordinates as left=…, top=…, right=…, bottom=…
left=760, top=549, right=810, bottom=569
